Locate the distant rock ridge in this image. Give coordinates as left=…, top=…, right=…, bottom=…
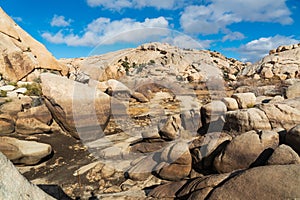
left=0, top=7, right=68, bottom=81
left=61, top=41, right=248, bottom=83
left=241, top=43, right=300, bottom=80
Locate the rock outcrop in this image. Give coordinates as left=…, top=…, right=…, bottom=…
left=0, top=151, right=55, bottom=199
left=40, top=73, right=111, bottom=139
left=0, top=137, right=52, bottom=165
left=209, top=165, right=300, bottom=200
left=0, top=7, right=68, bottom=81
left=241, top=43, right=300, bottom=80
left=214, top=130, right=279, bottom=173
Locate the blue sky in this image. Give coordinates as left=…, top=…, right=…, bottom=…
left=1, top=0, right=299, bottom=62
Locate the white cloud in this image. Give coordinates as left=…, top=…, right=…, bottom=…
left=163, top=35, right=212, bottom=49
left=222, top=32, right=245, bottom=42
left=86, top=0, right=188, bottom=10
left=42, top=17, right=170, bottom=46
left=51, top=15, right=72, bottom=27
left=180, top=0, right=293, bottom=35
left=235, top=35, right=298, bottom=62
left=12, top=16, right=22, bottom=22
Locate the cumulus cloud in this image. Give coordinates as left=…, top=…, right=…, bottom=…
left=235, top=35, right=298, bottom=62
left=222, top=32, right=245, bottom=42
left=86, top=0, right=188, bottom=10
left=163, top=35, right=212, bottom=49
left=51, top=15, right=72, bottom=27
left=42, top=17, right=170, bottom=46
left=180, top=0, right=293, bottom=35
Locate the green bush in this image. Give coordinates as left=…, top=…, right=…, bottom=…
left=149, top=60, right=155, bottom=65
left=7, top=81, right=17, bottom=86
left=23, top=83, right=42, bottom=96
left=0, top=90, right=7, bottom=97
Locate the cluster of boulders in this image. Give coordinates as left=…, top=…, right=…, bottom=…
left=0, top=92, right=55, bottom=165
left=2, top=6, right=300, bottom=199
left=241, top=43, right=300, bottom=80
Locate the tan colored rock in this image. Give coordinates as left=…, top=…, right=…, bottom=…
left=0, top=114, right=15, bottom=134
left=148, top=180, right=187, bottom=199
left=0, top=96, right=32, bottom=115
left=221, top=97, right=238, bottom=111
left=224, top=108, right=272, bottom=132
left=0, top=136, right=52, bottom=165
left=241, top=43, right=300, bottom=79
left=16, top=104, right=52, bottom=135
left=158, top=142, right=192, bottom=181
left=41, top=73, right=111, bottom=139
left=131, top=92, right=149, bottom=103
left=262, top=68, right=274, bottom=79
left=158, top=115, right=182, bottom=140
left=257, top=99, right=300, bottom=130
left=190, top=132, right=231, bottom=170
left=286, top=124, right=300, bottom=155
left=126, top=155, right=157, bottom=181
left=253, top=74, right=260, bottom=80
left=232, top=92, right=256, bottom=109
left=201, top=101, right=227, bottom=124
left=0, top=152, right=55, bottom=200
left=101, top=164, right=116, bottom=179
left=177, top=173, right=232, bottom=199
left=214, top=130, right=279, bottom=173
left=0, top=8, right=68, bottom=81
left=267, top=144, right=300, bottom=165
left=209, top=165, right=300, bottom=200
left=285, top=81, right=300, bottom=99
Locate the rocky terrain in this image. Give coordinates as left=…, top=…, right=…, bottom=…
left=1, top=7, right=300, bottom=200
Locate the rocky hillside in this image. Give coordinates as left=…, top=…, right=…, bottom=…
left=0, top=7, right=68, bottom=82
left=242, top=43, right=300, bottom=80
left=2, top=6, right=300, bottom=200
left=61, top=42, right=247, bottom=83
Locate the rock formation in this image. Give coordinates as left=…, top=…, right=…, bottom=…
left=0, top=7, right=68, bottom=81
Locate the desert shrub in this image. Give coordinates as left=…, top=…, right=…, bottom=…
left=149, top=60, right=155, bottom=65
left=7, top=81, right=17, bottom=86
left=23, top=83, right=42, bottom=96
left=33, top=77, right=41, bottom=83
left=0, top=90, right=7, bottom=97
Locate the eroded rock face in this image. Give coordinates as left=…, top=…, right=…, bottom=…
left=267, top=144, right=300, bottom=165
left=214, top=130, right=279, bottom=173
left=158, top=142, right=192, bottom=181
left=190, top=132, right=232, bottom=171
left=224, top=108, right=272, bottom=132
left=221, top=97, right=239, bottom=111
left=148, top=180, right=187, bottom=199
left=241, top=43, right=300, bottom=80
left=201, top=101, right=227, bottom=125
left=0, top=8, right=68, bottom=81
left=285, top=81, right=300, bottom=99
left=209, top=165, right=300, bottom=200
left=257, top=98, right=300, bottom=130
left=158, top=115, right=182, bottom=140
left=0, top=114, right=15, bottom=134
left=41, top=73, right=111, bottom=139
left=0, top=152, right=55, bottom=200
left=0, top=137, right=52, bottom=165
left=286, top=124, right=300, bottom=155
left=232, top=92, right=256, bottom=109
left=16, top=104, right=52, bottom=135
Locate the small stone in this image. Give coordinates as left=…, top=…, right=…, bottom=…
left=0, top=85, right=16, bottom=91
left=232, top=92, right=256, bottom=109
left=221, top=97, right=239, bottom=111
